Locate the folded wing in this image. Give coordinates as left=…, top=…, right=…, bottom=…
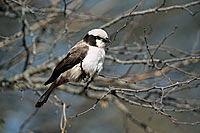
left=44, top=43, right=89, bottom=85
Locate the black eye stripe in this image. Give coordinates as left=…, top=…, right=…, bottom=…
left=94, top=36, right=110, bottom=43
left=83, top=34, right=109, bottom=47
left=95, top=36, right=102, bottom=40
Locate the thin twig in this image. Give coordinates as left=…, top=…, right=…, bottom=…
left=70, top=89, right=112, bottom=119
left=18, top=109, right=39, bottom=133
left=152, top=26, right=177, bottom=57
left=21, top=1, right=30, bottom=71
left=143, top=28, right=155, bottom=67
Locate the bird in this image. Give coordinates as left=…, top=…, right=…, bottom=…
left=35, top=29, right=111, bottom=108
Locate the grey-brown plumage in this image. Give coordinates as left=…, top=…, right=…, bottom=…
left=35, top=43, right=89, bottom=108
left=44, top=43, right=89, bottom=85
left=35, top=29, right=110, bottom=108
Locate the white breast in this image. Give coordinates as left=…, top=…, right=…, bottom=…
left=66, top=45, right=105, bottom=81
left=82, top=46, right=105, bottom=76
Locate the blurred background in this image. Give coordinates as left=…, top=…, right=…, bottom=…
left=0, top=0, right=200, bottom=133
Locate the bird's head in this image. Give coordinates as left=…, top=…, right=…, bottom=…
left=83, top=29, right=111, bottom=48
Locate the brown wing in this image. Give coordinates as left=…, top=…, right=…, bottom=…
left=44, top=42, right=89, bottom=85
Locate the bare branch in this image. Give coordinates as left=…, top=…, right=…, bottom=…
left=101, top=1, right=200, bottom=29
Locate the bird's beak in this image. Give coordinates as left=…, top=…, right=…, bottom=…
left=104, top=37, right=111, bottom=43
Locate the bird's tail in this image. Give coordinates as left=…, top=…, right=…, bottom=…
left=35, top=82, right=57, bottom=108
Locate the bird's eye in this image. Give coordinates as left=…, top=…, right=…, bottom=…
left=95, top=36, right=101, bottom=40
